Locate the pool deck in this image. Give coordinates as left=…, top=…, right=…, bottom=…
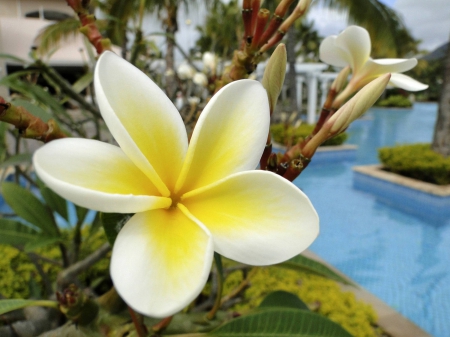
left=302, top=250, right=432, bottom=337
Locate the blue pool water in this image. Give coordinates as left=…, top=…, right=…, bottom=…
left=295, top=103, right=448, bottom=337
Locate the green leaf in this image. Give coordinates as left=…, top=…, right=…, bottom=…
left=277, top=254, right=355, bottom=286
left=76, top=205, right=89, bottom=224
left=72, top=72, right=93, bottom=94
left=0, top=219, right=40, bottom=246
left=101, top=212, right=132, bottom=245
left=88, top=212, right=102, bottom=237
left=12, top=98, right=54, bottom=123
left=1, top=182, right=59, bottom=236
left=24, top=236, right=62, bottom=252
left=36, top=179, right=69, bottom=221
left=0, top=73, right=69, bottom=118
left=208, top=309, right=354, bottom=337
left=0, top=53, right=27, bottom=64
left=0, top=153, right=32, bottom=169
left=259, top=291, right=309, bottom=311
left=0, top=299, right=58, bottom=316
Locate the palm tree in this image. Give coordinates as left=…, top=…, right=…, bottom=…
left=432, top=35, right=450, bottom=156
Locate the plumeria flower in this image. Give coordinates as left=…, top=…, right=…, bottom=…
left=33, top=52, right=319, bottom=318
left=320, top=26, right=427, bottom=106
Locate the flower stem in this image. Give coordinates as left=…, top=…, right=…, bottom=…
left=128, top=306, right=148, bottom=337
left=206, top=253, right=224, bottom=320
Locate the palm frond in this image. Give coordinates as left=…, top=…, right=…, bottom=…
left=318, top=0, right=406, bottom=57
left=35, top=18, right=81, bottom=57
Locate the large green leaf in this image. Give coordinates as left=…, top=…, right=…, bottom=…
left=24, top=236, right=62, bottom=252
left=0, top=153, right=32, bottom=169
left=277, top=254, right=355, bottom=286
left=1, top=182, right=59, bottom=236
left=72, top=71, right=93, bottom=94
left=36, top=179, right=69, bottom=221
left=101, top=212, right=132, bottom=245
left=11, top=98, right=54, bottom=122
left=259, top=291, right=309, bottom=311
left=208, top=309, right=354, bottom=337
left=0, top=53, right=27, bottom=64
left=0, top=73, right=69, bottom=119
left=0, top=299, right=58, bottom=316
left=0, top=219, right=40, bottom=246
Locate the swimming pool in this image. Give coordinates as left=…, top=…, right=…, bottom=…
left=295, top=102, right=448, bottom=337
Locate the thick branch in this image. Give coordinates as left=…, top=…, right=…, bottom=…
left=57, top=242, right=110, bottom=289
left=0, top=97, right=67, bottom=142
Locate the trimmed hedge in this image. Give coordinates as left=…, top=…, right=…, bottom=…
left=378, top=143, right=450, bottom=185
left=376, top=95, right=412, bottom=108
left=270, top=123, right=348, bottom=147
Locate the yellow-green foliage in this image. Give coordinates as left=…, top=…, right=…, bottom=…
left=223, top=267, right=380, bottom=337
left=0, top=229, right=110, bottom=299
left=270, top=123, right=348, bottom=147
left=379, top=143, right=450, bottom=185
left=0, top=245, right=60, bottom=298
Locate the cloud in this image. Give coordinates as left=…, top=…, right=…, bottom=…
left=394, top=0, right=450, bottom=51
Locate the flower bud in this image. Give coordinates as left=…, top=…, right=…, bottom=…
left=331, top=66, right=350, bottom=93
left=202, top=52, right=217, bottom=73
left=328, top=73, right=391, bottom=134
left=262, top=44, right=287, bottom=114
left=177, top=63, right=195, bottom=80
left=193, top=72, right=208, bottom=87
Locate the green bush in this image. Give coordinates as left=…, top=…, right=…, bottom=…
left=378, top=143, right=450, bottom=185
left=376, top=95, right=412, bottom=108
left=270, top=123, right=348, bottom=147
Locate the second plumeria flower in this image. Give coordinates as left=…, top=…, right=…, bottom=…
left=320, top=26, right=427, bottom=107
left=33, top=52, right=319, bottom=318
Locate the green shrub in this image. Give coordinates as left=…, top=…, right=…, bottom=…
left=0, top=229, right=110, bottom=299
left=270, top=123, right=348, bottom=147
left=376, top=95, right=412, bottom=108
left=378, top=143, right=450, bottom=185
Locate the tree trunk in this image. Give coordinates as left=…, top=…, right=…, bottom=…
left=431, top=37, right=450, bottom=156
left=286, top=26, right=298, bottom=113
left=164, top=2, right=179, bottom=100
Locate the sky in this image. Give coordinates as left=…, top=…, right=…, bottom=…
left=308, top=0, right=450, bottom=52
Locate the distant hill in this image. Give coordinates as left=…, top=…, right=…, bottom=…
left=422, top=42, right=449, bottom=61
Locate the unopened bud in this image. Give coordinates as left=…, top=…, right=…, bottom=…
left=331, top=66, right=350, bottom=93
left=328, top=73, right=391, bottom=134
left=262, top=44, right=287, bottom=114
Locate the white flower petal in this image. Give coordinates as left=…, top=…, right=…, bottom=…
left=33, top=138, right=171, bottom=213
left=181, top=171, right=319, bottom=265
left=175, top=80, right=270, bottom=194
left=359, top=58, right=417, bottom=78
left=389, top=73, right=429, bottom=91
left=110, top=208, right=213, bottom=318
left=95, top=52, right=188, bottom=196
left=319, top=35, right=352, bottom=67
left=334, top=26, right=371, bottom=74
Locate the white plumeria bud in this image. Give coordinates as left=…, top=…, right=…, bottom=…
left=177, top=63, right=195, bottom=80
left=302, top=74, right=390, bottom=159
left=202, top=52, right=217, bottom=73
left=328, top=73, right=391, bottom=134
left=193, top=72, right=208, bottom=87
left=188, top=96, right=200, bottom=106
left=262, top=44, right=287, bottom=113
left=330, top=66, right=350, bottom=93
